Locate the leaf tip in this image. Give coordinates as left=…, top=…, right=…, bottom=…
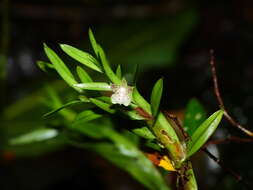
left=43, top=43, right=48, bottom=49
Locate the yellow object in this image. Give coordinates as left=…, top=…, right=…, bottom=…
left=158, top=155, right=176, bottom=171
left=146, top=152, right=176, bottom=172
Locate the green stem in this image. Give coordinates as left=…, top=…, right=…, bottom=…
left=133, top=87, right=186, bottom=167
left=179, top=162, right=198, bottom=190
left=150, top=112, right=186, bottom=167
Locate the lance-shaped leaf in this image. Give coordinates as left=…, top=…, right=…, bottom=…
left=93, top=143, right=170, bottom=190
left=88, top=28, right=99, bottom=57
left=96, top=96, right=111, bottom=104
left=76, top=66, right=93, bottom=83
left=74, top=141, right=170, bottom=190
left=133, top=63, right=139, bottom=85
left=132, top=127, right=156, bottom=140
left=132, top=87, right=151, bottom=113
left=9, top=128, right=58, bottom=145
left=44, top=44, right=79, bottom=90
left=69, top=118, right=170, bottom=190
left=97, top=44, right=121, bottom=84
left=150, top=78, right=163, bottom=119
left=183, top=98, right=207, bottom=136
left=187, top=109, right=224, bottom=158
left=60, top=44, right=102, bottom=73
left=43, top=100, right=83, bottom=118
left=116, top=64, right=122, bottom=79
left=90, top=98, right=116, bottom=114
left=36, top=60, right=54, bottom=72
left=72, top=110, right=102, bottom=127
left=123, top=109, right=146, bottom=120
left=73, top=82, right=111, bottom=91
left=78, top=95, right=90, bottom=103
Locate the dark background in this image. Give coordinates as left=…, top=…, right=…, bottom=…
left=1, top=0, right=253, bottom=189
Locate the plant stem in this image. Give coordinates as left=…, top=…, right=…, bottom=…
left=133, top=88, right=187, bottom=168
left=150, top=112, right=187, bottom=168
left=178, top=162, right=198, bottom=190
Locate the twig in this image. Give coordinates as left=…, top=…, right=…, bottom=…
left=202, top=148, right=252, bottom=189
left=205, top=136, right=253, bottom=147
left=209, top=50, right=253, bottom=137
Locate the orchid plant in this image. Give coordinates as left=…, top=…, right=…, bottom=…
left=11, top=29, right=224, bottom=190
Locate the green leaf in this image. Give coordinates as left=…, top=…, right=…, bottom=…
left=133, top=63, right=139, bottom=85
left=73, top=82, right=111, bottom=91
left=76, top=66, right=93, bottom=83
left=95, top=96, right=112, bottom=104
left=43, top=85, right=77, bottom=121
left=187, top=110, right=224, bottom=158
left=43, top=44, right=79, bottom=91
left=132, top=127, right=155, bottom=140
left=69, top=119, right=170, bottom=190
left=132, top=87, right=151, bottom=113
left=88, top=28, right=99, bottom=57
left=144, top=140, right=162, bottom=152
left=89, top=98, right=115, bottom=114
left=43, top=100, right=83, bottom=118
left=9, top=128, right=58, bottom=145
left=72, top=110, right=102, bottom=127
left=36, top=60, right=54, bottom=72
left=123, top=109, right=146, bottom=120
left=183, top=98, right=207, bottom=136
left=97, top=44, right=121, bottom=84
left=69, top=118, right=112, bottom=139
left=95, top=128, right=170, bottom=190
left=150, top=78, right=163, bottom=119
left=60, top=44, right=102, bottom=73
left=116, top=64, right=122, bottom=79
left=79, top=95, right=90, bottom=103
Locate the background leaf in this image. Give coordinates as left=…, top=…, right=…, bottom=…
left=183, top=98, right=207, bottom=136
left=9, top=128, right=58, bottom=145
left=69, top=118, right=170, bottom=190
left=72, top=110, right=102, bottom=127
left=43, top=100, right=83, bottom=118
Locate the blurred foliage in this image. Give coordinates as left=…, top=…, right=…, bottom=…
left=94, top=9, right=198, bottom=71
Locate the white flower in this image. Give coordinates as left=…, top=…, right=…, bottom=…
left=111, top=79, right=133, bottom=106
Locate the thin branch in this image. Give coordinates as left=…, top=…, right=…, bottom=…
left=209, top=50, right=253, bottom=137
left=202, top=148, right=252, bottom=189
left=205, top=136, right=253, bottom=147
